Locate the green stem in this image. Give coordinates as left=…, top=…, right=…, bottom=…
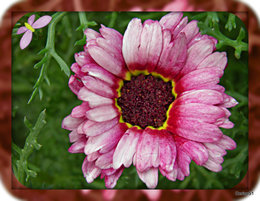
left=46, top=12, right=70, bottom=76
left=28, top=62, right=48, bottom=104
left=12, top=142, right=22, bottom=155
left=78, top=12, right=88, bottom=31
left=108, top=12, right=118, bottom=28
left=16, top=109, right=46, bottom=183
left=28, top=12, right=69, bottom=104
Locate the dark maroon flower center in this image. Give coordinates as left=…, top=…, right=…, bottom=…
left=117, top=74, right=175, bottom=129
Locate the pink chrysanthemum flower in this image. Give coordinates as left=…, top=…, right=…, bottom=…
left=62, top=12, right=238, bottom=189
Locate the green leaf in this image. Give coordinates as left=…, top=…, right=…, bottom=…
left=13, top=109, right=46, bottom=185
left=225, top=14, right=236, bottom=31
left=34, top=55, right=48, bottom=69
left=51, top=51, right=70, bottom=77
left=37, top=48, right=49, bottom=55
left=87, top=21, right=97, bottom=26
left=74, top=35, right=86, bottom=46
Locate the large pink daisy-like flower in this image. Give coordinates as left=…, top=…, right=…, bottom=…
left=62, top=12, right=238, bottom=189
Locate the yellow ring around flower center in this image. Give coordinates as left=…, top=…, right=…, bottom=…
left=115, top=70, right=177, bottom=130
left=24, top=22, right=35, bottom=32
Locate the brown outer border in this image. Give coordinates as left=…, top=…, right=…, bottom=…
left=0, top=0, right=259, bottom=200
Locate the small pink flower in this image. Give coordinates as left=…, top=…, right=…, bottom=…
left=16, top=14, right=52, bottom=49
left=62, top=12, right=238, bottom=189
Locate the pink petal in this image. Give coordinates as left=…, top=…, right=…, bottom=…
left=32, top=15, right=52, bottom=29
left=197, top=52, right=227, bottom=70
left=100, top=25, right=123, bottom=43
left=86, top=105, right=119, bottom=122
left=101, top=168, right=117, bottom=176
left=181, top=140, right=208, bottom=165
left=95, top=37, right=124, bottom=64
left=214, top=135, right=236, bottom=150
left=81, top=64, right=120, bottom=87
left=68, top=75, right=84, bottom=95
left=28, top=15, right=35, bottom=25
left=168, top=117, right=223, bottom=142
left=204, top=143, right=227, bottom=157
left=203, top=158, right=222, bottom=172
left=175, top=68, right=223, bottom=94
left=172, top=16, right=188, bottom=38
left=71, top=102, right=90, bottom=118
left=82, top=76, right=117, bottom=98
left=88, top=44, right=126, bottom=78
left=176, top=38, right=215, bottom=79
left=135, top=129, right=160, bottom=172
left=84, top=123, right=127, bottom=154
left=95, top=149, right=114, bottom=169
left=83, top=117, right=119, bottom=137
left=159, top=167, right=177, bottom=182
left=74, top=51, right=90, bottom=67
left=87, top=152, right=101, bottom=162
left=78, top=87, right=114, bottom=108
left=68, top=130, right=83, bottom=143
left=62, top=115, right=84, bottom=131
left=71, top=63, right=84, bottom=78
left=104, top=168, right=124, bottom=188
left=219, top=93, right=238, bottom=108
left=113, top=127, right=141, bottom=169
left=20, top=31, right=33, bottom=49
left=215, top=118, right=234, bottom=129
left=209, top=155, right=224, bottom=164
left=17, top=26, right=27, bottom=34
left=177, top=20, right=199, bottom=43
left=170, top=103, right=226, bottom=124
left=176, top=168, right=185, bottom=181
left=122, top=18, right=143, bottom=70
left=156, top=32, right=187, bottom=79
left=158, top=131, right=176, bottom=172
left=84, top=28, right=101, bottom=42
left=137, top=168, right=158, bottom=189
left=188, top=32, right=217, bottom=47
left=135, top=20, right=163, bottom=71
left=68, top=137, right=86, bottom=153
left=176, top=150, right=191, bottom=176
left=159, top=12, right=183, bottom=31
left=175, top=89, right=224, bottom=105
left=77, top=121, right=85, bottom=134
left=82, top=158, right=101, bottom=183
left=98, top=25, right=124, bottom=60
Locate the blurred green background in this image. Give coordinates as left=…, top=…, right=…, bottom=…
left=12, top=12, right=248, bottom=189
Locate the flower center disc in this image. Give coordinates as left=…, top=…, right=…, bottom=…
left=117, top=74, right=175, bottom=129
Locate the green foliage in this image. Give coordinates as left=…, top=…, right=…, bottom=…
left=196, top=12, right=248, bottom=59
left=12, top=12, right=248, bottom=189
left=12, top=109, right=46, bottom=184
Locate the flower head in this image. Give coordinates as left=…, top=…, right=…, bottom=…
left=62, top=12, right=238, bottom=189
left=17, top=14, right=52, bottom=49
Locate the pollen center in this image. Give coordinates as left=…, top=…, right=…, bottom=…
left=24, top=22, right=35, bottom=32
left=117, top=74, right=175, bottom=129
